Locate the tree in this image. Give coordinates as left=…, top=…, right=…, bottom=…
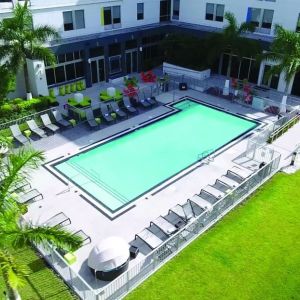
left=0, top=0, right=59, bottom=99
left=0, top=64, right=15, bottom=104
left=0, top=148, right=82, bottom=299
left=207, top=12, right=260, bottom=77
left=262, top=24, right=300, bottom=94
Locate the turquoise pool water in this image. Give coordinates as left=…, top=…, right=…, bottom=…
left=54, top=99, right=257, bottom=212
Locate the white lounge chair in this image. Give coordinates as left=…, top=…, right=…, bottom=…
left=26, top=120, right=47, bottom=137
left=135, top=228, right=164, bottom=250
left=151, top=216, right=178, bottom=236
left=10, top=124, right=29, bottom=145
left=228, top=166, right=253, bottom=181
left=189, top=195, right=213, bottom=212
left=41, top=114, right=59, bottom=133
left=217, top=175, right=239, bottom=189
left=201, top=185, right=225, bottom=199
left=14, top=189, right=43, bottom=204
left=44, top=212, right=71, bottom=227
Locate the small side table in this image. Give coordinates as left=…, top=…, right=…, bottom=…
left=129, top=246, right=139, bottom=259
left=95, top=117, right=101, bottom=125
left=111, top=113, right=117, bottom=121
left=24, top=129, right=31, bottom=140
left=175, top=220, right=185, bottom=229
left=64, top=252, right=77, bottom=265
left=69, top=119, right=77, bottom=127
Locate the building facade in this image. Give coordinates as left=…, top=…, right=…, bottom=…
left=1, top=0, right=300, bottom=97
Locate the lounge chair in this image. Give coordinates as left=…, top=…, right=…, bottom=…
left=110, top=101, right=127, bottom=118
left=123, top=96, right=138, bottom=114
left=169, top=202, right=195, bottom=223
left=137, top=90, right=151, bottom=108
left=26, top=120, right=47, bottom=138
left=52, top=110, right=71, bottom=127
left=41, top=114, right=60, bottom=133
left=227, top=166, right=253, bottom=181
left=135, top=228, right=164, bottom=250
left=44, top=212, right=71, bottom=227
left=189, top=195, right=213, bottom=212
left=0, top=176, right=31, bottom=193
left=100, top=104, right=114, bottom=123
left=201, top=185, right=225, bottom=199
left=85, top=108, right=99, bottom=128
left=217, top=175, right=239, bottom=189
left=150, top=216, right=178, bottom=236
left=10, top=124, right=29, bottom=145
left=73, top=230, right=91, bottom=246
left=143, top=89, right=158, bottom=106
left=14, top=189, right=43, bottom=204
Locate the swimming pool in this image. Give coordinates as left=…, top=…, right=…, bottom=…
left=54, top=99, right=258, bottom=212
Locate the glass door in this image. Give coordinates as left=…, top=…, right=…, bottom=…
left=125, top=50, right=138, bottom=74
left=90, top=57, right=105, bottom=84
left=262, top=65, right=279, bottom=89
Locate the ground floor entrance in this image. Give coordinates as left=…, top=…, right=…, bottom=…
left=90, top=57, right=105, bottom=84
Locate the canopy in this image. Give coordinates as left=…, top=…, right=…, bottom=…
left=88, top=237, right=129, bottom=272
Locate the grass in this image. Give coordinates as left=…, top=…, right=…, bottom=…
left=126, top=171, right=300, bottom=300
left=0, top=247, right=78, bottom=300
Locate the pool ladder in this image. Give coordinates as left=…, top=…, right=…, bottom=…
left=198, top=149, right=215, bottom=164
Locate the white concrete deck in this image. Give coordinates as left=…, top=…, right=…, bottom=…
left=23, top=86, right=296, bottom=291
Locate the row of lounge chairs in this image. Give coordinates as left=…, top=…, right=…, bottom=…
left=9, top=110, right=72, bottom=145
left=135, top=165, right=254, bottom=251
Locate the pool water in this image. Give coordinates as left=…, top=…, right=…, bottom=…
left=54, top=99, right=257, bottom=212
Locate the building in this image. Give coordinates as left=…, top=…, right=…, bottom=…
left=1, top=0, right=300, bottom=97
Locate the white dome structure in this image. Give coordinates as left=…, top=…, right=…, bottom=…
left=88, top=237, right=130, bottom=281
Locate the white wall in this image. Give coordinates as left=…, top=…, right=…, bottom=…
left=31, top=0, right=160, bottom=40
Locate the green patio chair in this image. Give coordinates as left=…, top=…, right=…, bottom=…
left=59, top=86, right=65, bottom=96
left=71, top=83, right=76, bottom=93
left=49, top=88, right=55, bottom=98
left=99, top=90, right=113, bottom=102
left=65, top=84, right=71, bottom=94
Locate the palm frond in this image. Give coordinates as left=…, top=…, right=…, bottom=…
left=0, top=249, right=28, bottom=290
left=33, top=25, right=60, bottom=43
left=4, top=225, right=83, bottom=252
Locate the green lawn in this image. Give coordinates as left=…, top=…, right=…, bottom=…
left=127, top=171, right=300, bottom=300
left=0, top=247, right=77, bottom=300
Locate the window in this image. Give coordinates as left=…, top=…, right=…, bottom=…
left=103, top=6, right=121, bottom=29
left=160, top=0, right=170, bottom=22
left=296, top=14, right=300, bottom=32
left=63, top=11, right=73, bottom=31
left=63, top=10, right=85, bottom=31
left=172, top=0, right=180, bottom=20
left=205, top=3, right=224, bottom=22
left=247, top=8, right=274, bottom=33
left=45, top=50, right=84, bottom=86
left=137, top=3, right=144, bottom=20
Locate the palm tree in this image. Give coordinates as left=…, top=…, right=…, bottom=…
left=208, top=12, right=260, bottom=77
left=0, top=0, right=59, bottom=99
left=262, top=24, right=300, bottom=94
left=0, top=148, right=83, bottom=299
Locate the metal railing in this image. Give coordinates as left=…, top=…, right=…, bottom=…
left=96, top=152, right=281, bottom=300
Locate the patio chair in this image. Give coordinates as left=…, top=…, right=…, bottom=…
left=150, top=216, right=178, bottom=236
left=26, top=120, right=47, bottom=138
left=52, top=110, right=71, bottom=127
left=123, top=96, right=138, bottom=114
left=14, top=189, right=43, bottom=204
left=201, top=185, right=225, bottom=200
left=1, top=176, right=31, bottom=193
left=216, top=175, right=239, bottom=189
left=110, top=101, right=127, bottom=118
left=135, top=228, right=164, bottom=250
left=143, top=88, right=158, bottom=106
left=43, top=212, right=71, bottom=227
left=169, top=202, right=195, bottom=224
left=73, top=230, right=92, bottom=246
left=227, top=166, right=253, bottom=181
left=40, top=113, right=60, bottom=133
left=100, top=104, right=114, bottom=123
left=9, top=124, right=29, bottom=145
left=137, top=90, right=151, bottom=108
left=85, top=108, right=100, bottom=128
left=189, top=195, right=213, bottom=212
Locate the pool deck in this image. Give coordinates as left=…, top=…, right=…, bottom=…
left=23, top=87, right=299, bottom=291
